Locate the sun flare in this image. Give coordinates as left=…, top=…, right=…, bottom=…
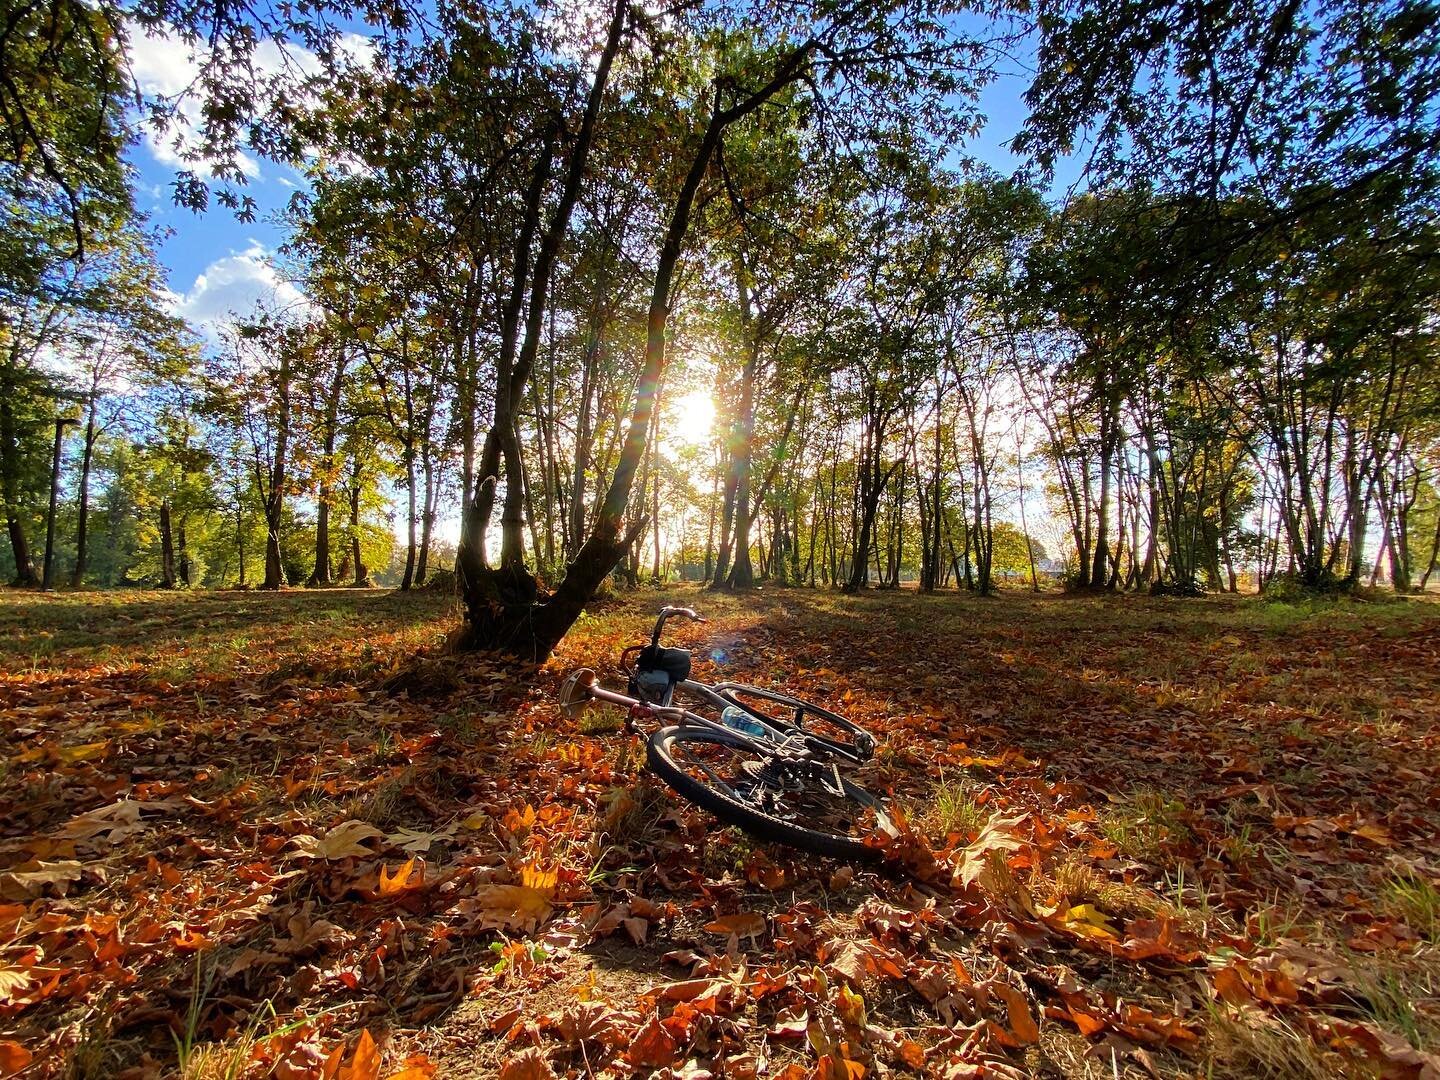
left=666, top=389, right=716, bottom=449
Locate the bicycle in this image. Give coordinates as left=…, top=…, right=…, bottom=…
left=557, top=605, right=895, bottom=859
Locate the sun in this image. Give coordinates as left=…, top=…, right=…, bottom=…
left=665, top=389, right=716, bottom=450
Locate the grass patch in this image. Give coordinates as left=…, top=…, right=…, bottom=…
left=1202, top=1005, right=1351, bottom=1079
left=924, top=772, right=988, bottom=838
left=1381, top=871, right=1440, bottom=941
left=1100, top=787, right=1191, bottom=861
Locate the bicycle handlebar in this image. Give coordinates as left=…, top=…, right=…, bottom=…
left=652, top=605, right=706, bottom=645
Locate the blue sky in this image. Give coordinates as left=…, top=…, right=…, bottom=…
left=126, top=24, right=1048, bottom=328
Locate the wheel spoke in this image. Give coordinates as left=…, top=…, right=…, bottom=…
left=647, top=726, right=890, bottom=856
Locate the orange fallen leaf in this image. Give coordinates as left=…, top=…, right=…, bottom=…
left=0, top=1040, right=32, bottom=1077
left=896, top=1039, right=925, bottom=1068
left=991, top=982, right=1040, bottom=1044
left=498, top=1046, right=556, bottom=1080
left=703, top=912, right=766, bottom=938
left=626, top=1012, right=680, bottom=1067
left=335, top=1029, right=382, bottom=1080
left=378, top=857, right=421, bottom=896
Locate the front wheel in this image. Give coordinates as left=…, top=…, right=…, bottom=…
left=645, top=726, right=892, bottom=860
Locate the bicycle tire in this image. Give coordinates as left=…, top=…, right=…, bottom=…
left=645, top=725, right=890, bottom=860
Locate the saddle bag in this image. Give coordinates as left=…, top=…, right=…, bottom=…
left=630, top=645, right=692, bottom=707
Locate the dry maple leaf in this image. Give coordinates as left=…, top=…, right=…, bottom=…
left=0, top=860, right=82, bottom=900
left=18, top=740, right=110, bottom=765
left=953, top=813, right=1027, bottom=888
left=322, top=1028, right=381, bottom=1080
left=626, top=1011, right=681, bottom=1068
left=377, top=857, right=422, bottom=896
left=0, top=1040, right=32, bottom=1077
left=289, top=820, right=385, bottom=860
left=0, top=968, right=29, bottom=1004
left=277, top=907, right=347, bottom=954
left=497, top=1046, right=556, bottom=1080
left=61, top=799, right=151, bottom=844
left=465, top=883, right=554, bottom=934
left=989, top=982, right=1040, bottom=1045
left=549, top=1000, right=631, bottom=1047
left=386, top=826, right=453, bottom=853
left=703, top=912, right=766, bottom=939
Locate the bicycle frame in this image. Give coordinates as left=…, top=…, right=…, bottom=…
left=558, top=605, right=891, bottom=858
left=566, top=672, right=872, bottom=767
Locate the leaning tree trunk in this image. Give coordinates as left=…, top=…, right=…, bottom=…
left=455, top=45, right=817, bottom=658
left=458, top=0, right=628, bottom=573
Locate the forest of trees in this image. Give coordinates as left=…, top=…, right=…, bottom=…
left=3, top=0, right=1438, bottom=654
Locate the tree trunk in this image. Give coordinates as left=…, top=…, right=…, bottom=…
left=457, top=46, right=817, bottom=656
left=308, top=351, right=347, bottom=586
left=41, top=417, right=72, bottom=590
left=417, top=449, right=438, bottom=586
left=261, top=351, right=291, bottom=590
left=1090, top=386, right=1117, bottom=589
left=461, top=0, right=628, bottom=570
left=349, top=472, right=369, bottom=586
left=727, top=258, right=758, bottom=589
left=401, top=449, right=418, bottom=590
left=0, top=393, right=39, bottom=587
left=177, top=520, right=191, bottom=586
left=71, top=409, right=97, bottom=587
left=159, top=501, right=177, bottom=588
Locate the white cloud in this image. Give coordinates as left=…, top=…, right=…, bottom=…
left=171, top=242, right=310, bottom=340
left=126, top=25, right=374, bottom=180
left=128, top=28, right=261, bottom=179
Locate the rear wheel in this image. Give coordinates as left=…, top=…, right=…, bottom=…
left=645, top=726, right=891, bottom=860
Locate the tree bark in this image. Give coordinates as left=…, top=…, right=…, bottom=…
left=2, top=394, right=38, bottom=586
left=463, top=0, right=629, bottom=573
left=259, top=347, right=292, bottom=591
left=159, top=501, right=176, bottom=588
left=41, top=417, right=73, bottom=590
left=308, top=350, right=347, bottom=586
left=71, top=406, right=97, bottom=587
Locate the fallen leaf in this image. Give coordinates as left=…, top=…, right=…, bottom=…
left=290, top=820, right=385, bottom=861
left=0, top=969, right=28, bottom=1003
left=0, top=1041, right=32, bottom=1077
left=61, top=800, right=149, bottom=843
left=467, top=884, right=553, bottom=933
left=340, top=1029, right=383, bottom=1080
left=0, top=860, right=82, bottom=900
left=378, top=857, right=421, bottom=896
left=954, top=813, right=1027, bottom=887
left=991, top=982, right=1040, bottom=1044
left=386, top=826, right=452, bottom=853
left=703, top=912, right=766, bottom=938
left=626, top=1012, right=680, bottom=1067
left=498, top=1047, right=556, bottom=1080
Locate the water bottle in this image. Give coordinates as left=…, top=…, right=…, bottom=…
left=721, top=705, right=766, bottom=738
